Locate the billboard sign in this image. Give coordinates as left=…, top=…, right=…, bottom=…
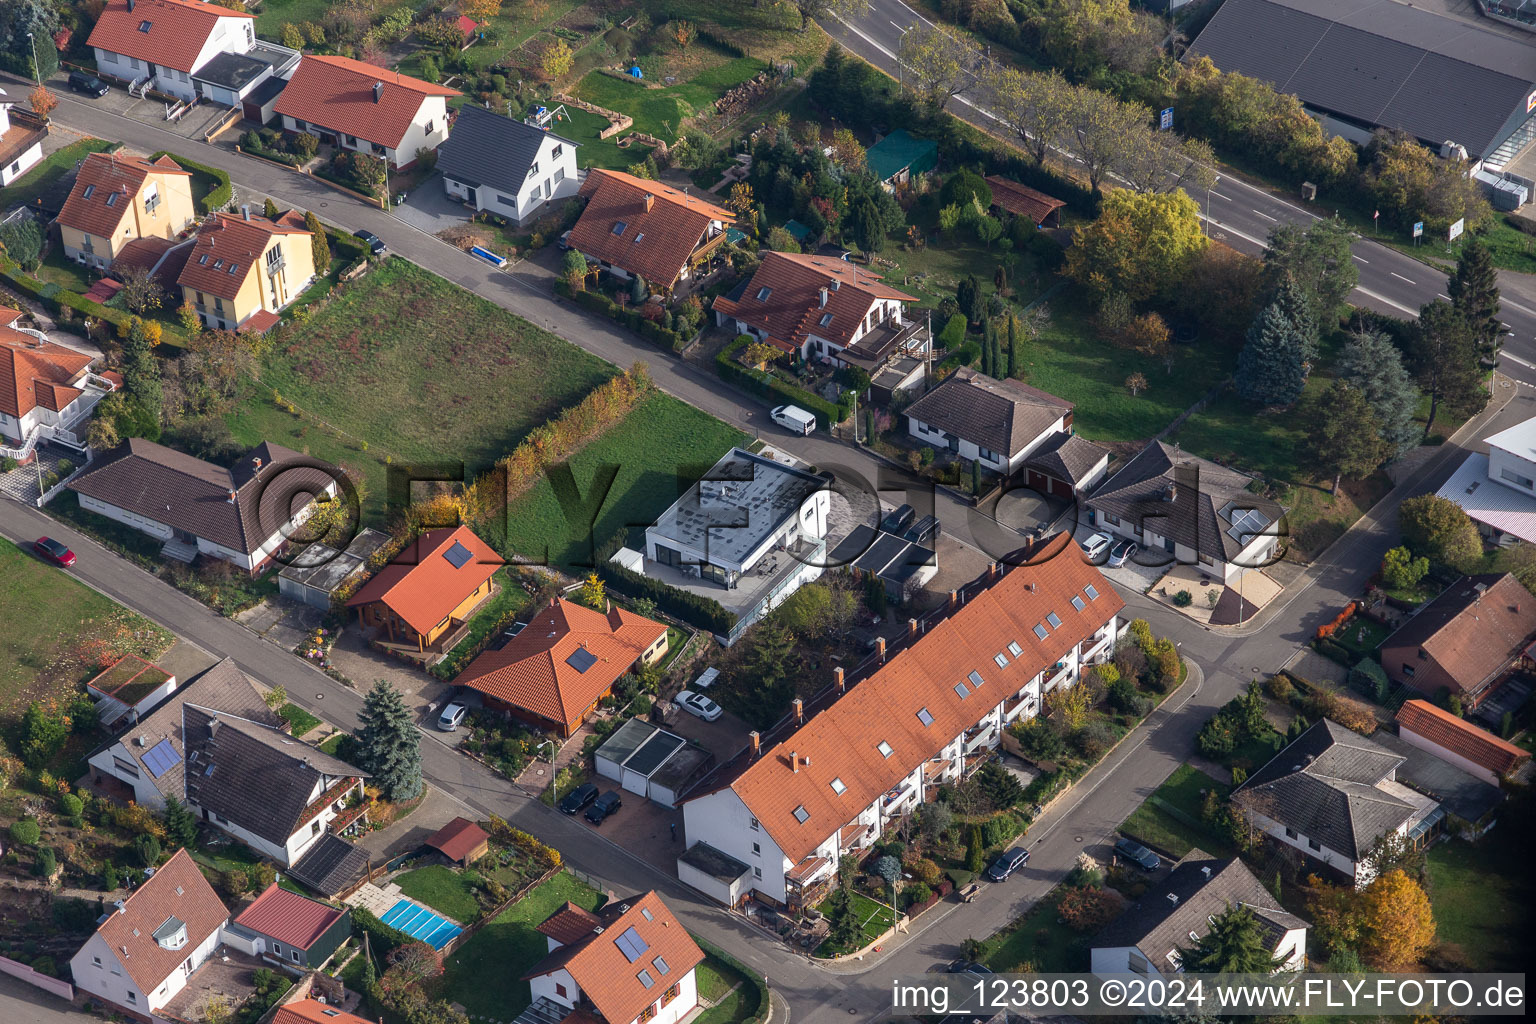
left=1448, top=218, right=1465, bottom=241
left=1159, top=107, right=1174, bottom=131
left=1413, top=221, right=1423, bottom=238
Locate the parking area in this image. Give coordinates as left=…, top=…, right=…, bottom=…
left=582, top=790, right=685, bottom=875
left=1071, top=522, right=1163, bottom=594
left=660, top=700, right=753, bottom=762
left=394, top=173, right=474, bottom=235
left=62, top=77, right=241, bottom=140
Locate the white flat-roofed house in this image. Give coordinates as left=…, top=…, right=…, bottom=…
left=1436, top=415, right=1536, bottom=546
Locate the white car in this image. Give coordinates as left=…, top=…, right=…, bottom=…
left=1079, top=532, right=1114, bottom=563
left=676, top=690, right=723, bottom=722
left=437, top=702, right=468, bottom=731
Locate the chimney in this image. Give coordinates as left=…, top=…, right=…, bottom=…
left=373, top=81, right=384, bottom=103
left=833, top=667, right=846, bottom=692
left=949, top=589, right=959, bottom=608
left=819, top=287, right=828, bottom=307
left=115, top=901, right=126, bottom=914
left=908, top=618, right=918, bottom=639
left=988, top=561, right=999, bottom=581
left=226, top=490, right=237, bottom=504
left=829, top=279, right=840, bottom=291
left=1201, top=866, right=1212, bottom=879
left=875, top=637, right=887, bottom=662
left=749, top=731, right=760, bottom=756
left=241, top=204, right=250, bottom=221
left=792, top=698, right=804, bottom=725
left=789, top=751, right=799, bottom=774
left=127, top=0, right=134, bottom=10
left=252, top=456, right=263, bottom=472
left=1166, top=893, right=1179, bottom=905
left=643, top=193, right=655, bottom=213
left=1163, top=481, right=1177, bottom=502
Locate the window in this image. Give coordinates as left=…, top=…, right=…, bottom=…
left=634, top=232, right=645, bottom=244
left=1046, top=612, right=1062, bottom=629
left=1501, top=467, right=1534, bottom=489
left=792, top=805, right=810, bottom=823
left=819, top=313, right=833, bottom=327
left=127, top=993, right=136, bottom=1005
left=425, top=120, right=435, bottom=134
left=272, top=944, right=282, bottom=956
left=1307, top=838, right=1321, bottom=852
left=1402, top=664, right=1416, bottom=678
left=749, top=817, right=760, bottom=831
left=555, top=983, right=567, bottom=997
left=1033, top=624, right=1048, bottom=640
left=954, top=682, right=970, bottom=699
left=1417, top=649, right=1428, bottom=660
left=663, top=983, right=681, bottom=1005
left=977, top=446, right=997, bottom=462
left=311, top=821, right=321, bottom=836
left=753, top=866, right=762, bottom=879
left=877, top=741, right=893, bottom=758
left=994, top=653, right=1009, bottom=668
left=139, top=19, right=152, bottom=31
left=1084, top=584, right=1100, bottom=600
left=227, top=263, right=239, bottom=275
left=969, top=670, right=985, bottom=688
left=637, top=969, right=655, bottom=989
left=639, top=1005, right=657, bottom=1024
left=92, top=956, right=102, bottom=968
left=1284, top=827, right=1298, bottom=839
left=1071, top=595, right=1085, bottom=611
left=752, top=843, right=760, bottom=855
left=290, top=948, right=301, bottom=963
left=916, top=707, right=934, bottom=726
left=267, top=247, right=281, bottom=267
left=612, top=221, right=627, bottom=236
left=654, top=955, right=669, bottom=975
left=830, top=778, right=846, bottom=795
left=756, top=286, right=772, bottom=301
left=641, top=908, right=654, bottom=922
left=553, top=144, right=564, bottom=158
left=1103, top=512, right=1121, bottom=526
left=554, top=167, right=566, bottom=183
left=83, top=184, right=96, bottom=200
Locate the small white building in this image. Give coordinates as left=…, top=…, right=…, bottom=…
left=594, top=719, right=714, bottom=808
left=1090, top=850, right=1308, bottom=976
left=0, top=94, right=46, bottom=186
left=274, top=56, right=459, bottom=169
left=1436, top=415, right=1536, bottom=546
left=525, top=891, right=704, bottom=1024
left=436, top=103, right=581, bottom=225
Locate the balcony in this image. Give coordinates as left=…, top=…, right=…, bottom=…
left=1043, top=661, right=1075, bottom=693
left=882, top=781, right=919, bottom=815
left=1002, top=694, right=1038, bottom=723
left=265, top=252, right=286, bottom=275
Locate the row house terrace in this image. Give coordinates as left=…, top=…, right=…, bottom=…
left=678, top=532, right=1125, bottom=910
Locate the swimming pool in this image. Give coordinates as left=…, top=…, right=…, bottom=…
left=380, top=898, right=463, bottom=949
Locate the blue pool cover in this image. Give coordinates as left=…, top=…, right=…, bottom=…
left=380, top=899, right=463, bottom=949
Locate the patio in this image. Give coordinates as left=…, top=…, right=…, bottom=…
left=1147, top=564, right=1284, bottom=625
left=159, top=950, right=262, bottom=1023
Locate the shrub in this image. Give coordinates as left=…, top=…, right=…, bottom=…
left=1173, top=589, right=1193, bottom=607
left=34, top=846, right=57, bottom=878
left=9, top=819, right=40, bottom=846
left=912, top=858, right=942, bottom=886
left=1265, top=673, right=1295, bottom=702
left=1056, top=885, right=1124, bottom=931
left=134, top=833, right=162, bottom=867
left=1072, top=720, right=1119, bottom=759
left=30, top=956, right=56, bottom=977
left=1316, top=602, right=1358, bottom=640
left=222, top=869, right=250, bottom=897
left=58, top=792, right=83, bottom=823
left=1348, top=659, right=1391, bottom=703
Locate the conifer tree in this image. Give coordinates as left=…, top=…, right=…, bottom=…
left=355, top=681, right=423, bottom=801
left=1235, top=296, right=1307, bottom=407
left=1448, top=237, right=1503, bottom=367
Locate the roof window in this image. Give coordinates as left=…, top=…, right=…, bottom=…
left=654, top=955, right=669, bottom=975
left=640, top=908, right=654, bottom=922
left=792, top=805, right=810, bottom=823
left=83, top=184, right=95, bottom=199
left=877, top=740, right=893, bottom=758
left=953, top=682, right=970, bottom=699
left=819, top=313, right=833, bottom=327
left=994, top=653, right=1009, bottom=668
left=1007, top=641, right=1023, bottom=657
left=1033, top=624, right=1048, bottom=640
left=1071, top=595, right=1086, bottom=611
left=198, top=254, right=208, bottom=264
left=1085, top=584, right=1100, bottom=600
left=227, top=263, right=239, bottom=275
left=612, top=221, right=627, bottom=236
left=969, top=670, right=985, bottom=687
left=139, top=20, right=152, bottom=32
left=756, top=286, right=772, bottom=301
left=637, top=970, right=654, bottom=989
left=830, top=777, right=846, bottom=795
left=634, top=232, right=645, bottom=243
left=1047, top=612, right=1062, bottom=629
left=916, top=707, right=934, bottom=726
left=105, top=192, right=118, bottom=207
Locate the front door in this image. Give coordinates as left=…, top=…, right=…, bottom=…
left=175, top=529, right=197, bottom=544
left=466, top=186, right=477, bottom=207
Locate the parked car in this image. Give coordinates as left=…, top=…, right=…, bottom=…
left=32, top=537, right=75, bottom=567
left=905, top=514, right=941, bottom=546
left=1079, top=532, right=1114, bottom=563
left=585, top=790, right=622, bottom=824
left=558, top=229, right=573, bottom=250
left=437, top=702, right=467, bottom=731
left=558, top=783, right=599, bottom=816
left=355, top=229, right=386, bottom=256
left=676, top=690, right=723, bottom=721
left=881, top=503, right=916, bottom=535
left=1108, top=539, right=1139, bottom=568
left=985, top=847, right=1029, bottom=882
left=1114, top=836, right=1162, bottom=871
left=770, top=404, right=816, bottom=435
left=946, top=959, right=993, bottom=975
left=68, top=71, right=109, bottom=97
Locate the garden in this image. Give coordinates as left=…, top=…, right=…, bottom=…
left=1117, top=763, right=1237, bottom=860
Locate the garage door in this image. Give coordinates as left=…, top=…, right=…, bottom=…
left=1026, top=469, right=1049, bottom=494
left=1050, top=476, right=1073, bottom=499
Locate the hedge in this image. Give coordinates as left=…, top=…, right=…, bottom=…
left=149, top=152, right=232, bottom=213
left=715, top=334, right=849, bottom=430
left=691, top=936, right=770, bottom=1024
left=1, top=265, right=134, bottom=335
left=556, top=279, right=690, bottom=353
left=598, top=558, right=737, bottom=636
left=349, top=906, right=413, bottom=960
left=1313, top=636, right=1354, bottom=667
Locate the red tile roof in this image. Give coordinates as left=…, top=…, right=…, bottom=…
left=57, top=152, right=189, bottom=240
left=274, top=55, right=459, bottom=152
left=243, top=309, right=282, bottom=334
left=87, top=0, right=252, bottom=74
left=346, top=526, right=501, bottom=636
left=708, top=532, right=1123, bottom=863
left=1382, top=573, right=1536, bottom=698
left=232, top=883, right=345, bottom=950
left=177, top=211, right=310, bottom=301
left=0, top=316, right=95, bottom=421
left=569, top=169, right=734, bottom=289
left=1396, top=699, right=1529, bottom=778
left=457, top=14, right=478, bottom=40
left=525, top=892, right=704, bottom=1024
left=455, top=598, right=668, bottom=733
left=91, top=848, right=229, bottom=996
left=712, top=251, right=914, bottom=354
left=536, top=901, right=602, bottom=946
left=985, top=176, right=1066, bottom=224
left=273, top=999, right=372, bottom=1024
left=425, top=816, right=490, bottom=862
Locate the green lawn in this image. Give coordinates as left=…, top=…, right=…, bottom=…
left=813, top=891, right=897, bottom=957
left=393, top=865, right=483, bottom=924
left=541, top=103, right=645, bottom=172
left=0, top=138, right=115, bottom=211
left=317, top=732, right=346, bottom=756
left=693, top=953, right=762, bottom=1024
left=432, top=571, right=531, bottom=679
left=442, top=871, right=602, bottom=1019
left=1426, top=835, right=1530, bottom=971
left=1118, top=764, right=1237, bottom=860
left=980, top=883, right=1086, bottom=972
left=495, top=391, right=748, bottom=567
left=277, top=702, right=322, bottom=738
left=1332, top=615, right=1391, bottom=658
left=574, top=57, right=764, bottom=140
left=0, top=540, right=172, bottom=735
left=224, top=388, right=386, bottom=520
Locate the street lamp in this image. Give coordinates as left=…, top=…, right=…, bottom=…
left=897, top=24, right=912, bottom=90
left=26, top=31, right=39, bottom=86
left=1204, top=174, right=1220, bottom=238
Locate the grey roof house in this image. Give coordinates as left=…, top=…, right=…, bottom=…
left=437, top=103, right=581, bottom=225
left=1231, top=720, right=1439, bottom=887
left=1091, top=850, right=1309, bottom=975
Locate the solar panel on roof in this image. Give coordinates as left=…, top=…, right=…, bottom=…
left=566, top=647, right=598, bottom=674
left=443, top=540, right=473, bottom=569
left=142, top=738, right=181, bottom=779
left=614, top=926, right=649, bottom=962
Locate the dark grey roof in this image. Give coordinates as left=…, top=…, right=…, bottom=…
left=1188, top=0, right=1536, bottom=160
left=1026, top=432, right=1110, bottom=486
left=679, top=841, right=751, bottom=883
left=624, top=731, right=685, bottom=776
left=288, top=833, right=370, bottom=897
left=1371, top=731, right=1504, bottom=825
left=1232, top=720, right=1415, bottom=859
left=1087, top=442, right=1285, bottom=562
left=244, top=76, right=288, bottom=107
left=828, top=524, right=936, bottom=587
left=1095, top=850, right=1308, bottom=967
left=437, top=104, right=578, bottom=199
left=182, top=705, right=367, bottom=847
left=905, top=367, right=1072, bottom=457
left=92, top=657, right=284, bottom=800
left=648, top=448, right=827, bottom=567
left=192, top=52, right=270, bottom=91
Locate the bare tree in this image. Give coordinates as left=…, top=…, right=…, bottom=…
left=117, top=266, right=164, bottom=315
left=1068, top=87, right=1148, bottom=192
left=1120, top=130, right=1217, bottom=195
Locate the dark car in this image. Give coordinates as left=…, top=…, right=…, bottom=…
left=905, top=514, right=941, bottom=546
left=985, top=847, right=1029, bottom=882
left=558, top=782, right=598, bottom=816
left=585, top=791, right=622, bottom=824
left=33, top=537, right=75, bottom=567
left=881, top=503, right=916, bottom=535
left=946, top=959, right=993, bottom=975
left=355, top=229, right=386, bottom=256
left=68, top=71, right=109, bottom=97
left=1115, top=836, right=1162, bottom=871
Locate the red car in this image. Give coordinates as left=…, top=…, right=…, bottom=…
left=33, top=537, right=76, bottom=567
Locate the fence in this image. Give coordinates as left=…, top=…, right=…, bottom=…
left=0, top=954, right=74, bottom=1000
left=37, top=446, right=93, bottom=508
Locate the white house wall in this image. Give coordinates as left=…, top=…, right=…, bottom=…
left=528, top=968, right=579, bottom=1010
left=682, top=787, right=790, bottom=904
left=71, top=933, right=150, bottom=1014
left=1, top=137, right=43, bottom=186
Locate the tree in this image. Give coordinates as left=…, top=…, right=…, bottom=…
left=19, top=701, right=66, bottom=768
left=461, top=0, right=501, bottom=20
left=281, top=22, right=305, bottom=48
left=955, top=274, right=983, bottom=324
left=0, top=217, right=42, bottom=270
left=1045, top=680, right=1092, bottom=730
left=1338, top=327, right=1420, bottom=456
left=9, top=818, right=39, bottom=846
left=985, top=67, right=1074, bottom=167
left=355, top=681, right=424, bottom=801
left=964, top=825, right=984, bottom=872
left=788, top=0, right=870, bottom=33
left=829, top=128, right=865, bottom=172
left=1309, top=381, right=1389, bottom=495
left=1262, top=219, right=1357, bottom=325
left=1381, top=546, right=1429, bottom=590
left=561, top=248, right=588, bottom=290
left=1448, top=237, right=1502, bottom=367
left=27, top=84, right=55, bottom=119
left=135, top=833, right=162, bottom=867
left=1120, top=130, right=1216, bottom=196
left=1413, top=299, right=1485, bottom=438
left=1068, top=86, right=1148, bottom=193
left=163, top=795, right=198, bottom=849
left=35, top=846, right=56, bottom=878
left=670, top=19, right=696, bottom=49
left=384, top=941, right=444, bottom=991
left=823, top=888, right=861, bottom=949
left=898, top=24, right=976, bottom=112
left=262, top=197, right=280, bottom=221
left=1235, top=293, right=1308, bottom=407
left=1357, top=869, right=1434, bottom=970
left=1064, top=189, right=1207, bottom=303
left=1366, top=134, right=1489, bottom=234
left=1124, top=372, right=1148, bottom=397
left=304, top=212, right=330, bottom=275
left=0, top=0, right=61, bottom=80
left=117, top=266, right=164, bottom=315
left=121, top=317, right=163, bottom=429
left=1270, top=274, right=1318, bottom=370
left=1176, top=904, right=1286, bottom=973
left=1398, top=494, right=1482, bottom=570
left=872, top=855, right=901, bottom=886
left=940, top=168, right=992, bottom=212
left=630, top=274, right=648, bottom=304
left=537, top=37, right=573, bottom=79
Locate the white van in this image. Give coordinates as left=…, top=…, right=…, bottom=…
left=770, top=404, right=816, bottom=435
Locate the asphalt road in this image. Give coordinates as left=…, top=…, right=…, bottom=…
left=822, top=0, right=1536, bottom=384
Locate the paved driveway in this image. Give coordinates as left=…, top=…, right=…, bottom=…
left=395, top=173, right=473, bottom=235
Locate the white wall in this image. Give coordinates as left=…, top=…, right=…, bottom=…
left=390, top=96, right=451, bottom=167
left=1246, top=808, right=1366, bottom=886
left=1090, top=945, right=1155, bottom=975
left=88, top=741, right=170, bottom=808
left=0, top=135, right=43, bottom=186
left=528, top=968, right=579, bottom=1009
left=682, top=788, right=789, bottom=904
left=676, top=855, right=750, bottom=906
left=907, top=413, right=1066, bottom=473
left=71, top=933, right=149, bottom=1014
left=643, top=967, right=698, bottom=1024
left=1489, top=443, right=1536, bottom=497
left=79, top=493, right=175, bottom=542
left=1397, top=727, right=1503, bottom=787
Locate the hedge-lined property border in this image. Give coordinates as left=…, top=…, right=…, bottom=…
left=555, top=278, right=690, bottom=353
left=715, top=334, right=849, bottom=431
left=149, top=151, right=231, bottom=213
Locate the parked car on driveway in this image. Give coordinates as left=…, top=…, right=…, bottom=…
left=1079, top=532, right=1113, bottom=563
left=985, top=847, right=1029, bottom=882
left=437, top=702, right=467, bottom=731
left=68, top=71, right=109, bottom=97
left=676, top=690, right=722, bottom=721
left=881, top=503, right=916, bottom=535
left=558, top=783, right=598, bottom=816
left=1115, top=836, right=1162, bottom=871
left=1108, top=539, right=1138, bottom=568
left=33, top=537, right=75, bottom=567
left=585, top=790, right=622, bottom=824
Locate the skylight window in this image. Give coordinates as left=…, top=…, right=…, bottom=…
left=198, top=254, right=208, bottom=264
left=954, top=682, right=970, bottom=699
left=1071, top=595, right=1086, bottom=611
left=611, top=221, right=627, bottom=236
left=139, top=20, right=152, bottom=32
left=614, top=926, right=649, bottom=962
left=634, top=232, right=645, bottom=243
left=792, top=805, right=810, bottom=823
left=641, top=908, right=654, bottom=922
left=105, top=192, right=118, bottom=207
left=756, top=286, right=772, bottom=301
left=819, top=313, right=833, bottom=326
left=877, top=741, right=893, bottom=758
left=227, top=263, right=239, bottom=275
left=1085, top=584, right=1100, bottom=600
left=654, top=955, right=669, bottom=975
left=83, top=184, right=95, bottom=199
left=994, top=653, right=1009, bottom=668
left=917, top=707, right=934, bottom=726
left=830, top=777, right=846, bottom=795
left=969, top=670, right=985, bottom=687
left=1008, top=642, right=1023, bottom=657
left=1033, top=624, right=1048, bottom=640
left=1047, top=612, right=1063, bottom=629
left=637, top=970, right=655, bottom=989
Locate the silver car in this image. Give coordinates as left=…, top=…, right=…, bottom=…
left=676, top=690, right=723, bottom=721
left=437, top=702, right=467, bottom=731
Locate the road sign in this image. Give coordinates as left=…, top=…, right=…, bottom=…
left=1159, top=107, right=1174, bottom=131
left=1449, top=218, right=1465, bottom=241
left=1413, top=221, right=1423, bottom=238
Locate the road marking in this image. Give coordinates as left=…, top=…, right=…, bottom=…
left=1438, top=293, right=1450, bottom=300
left=1209, top=191, right=1231, bottom=201
left=1252, top=209, right=1277, bottom=222
left=1356, top=286, right=1419, bottom=317
left=1203, top=216, right=1268, bottom=249
left=889, top=19, right=902, bottom=29
left=1352, top=254, right=1368, bottom=263
left=1391, top=271, right=1416, bottom=285
left=1502, top=351, right=1536, bottom=371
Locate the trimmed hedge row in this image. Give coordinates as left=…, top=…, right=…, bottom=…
left=349, top=905, right=413, bottom=960
left=556, top=279, right=690, bottom=353
left=715, top=334, right=849, bottom=431
left=1, top=264, right=135, bottom=336
left=149, top=151, right=232, bottom=213
left=599, top=558, right=736, bottom=636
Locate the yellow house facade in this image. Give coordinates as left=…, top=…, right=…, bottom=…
left=177, top=210, right=316, bottom=332
left=56, top=153, right=196, bottom=269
